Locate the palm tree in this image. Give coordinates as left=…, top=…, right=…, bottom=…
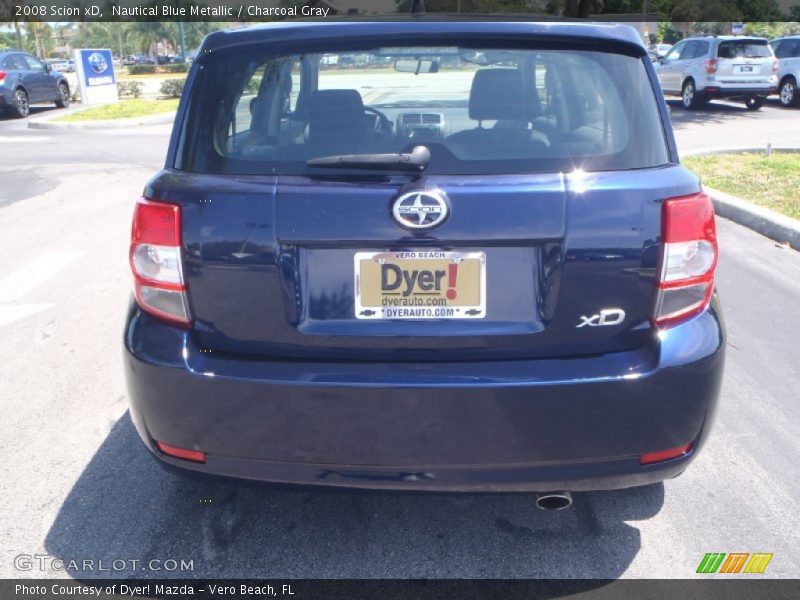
left=84, top=22, right=131, bottom=57
left=130, top=21, right=166, bottom=60
left=27, top=21, right=50, bottom=58
left=0, top=0, right=25, bottom=50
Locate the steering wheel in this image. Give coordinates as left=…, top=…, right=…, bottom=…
left=364, top=106, right=392, bottom=135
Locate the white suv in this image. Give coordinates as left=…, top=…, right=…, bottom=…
left=770, top=36, right=800, bottom=107
left=656, top=36, right=778, bottom=110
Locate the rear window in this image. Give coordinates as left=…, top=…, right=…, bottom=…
left=178, top=43, right=669, bottom=175
left=717, top=40, right=772, bottom=59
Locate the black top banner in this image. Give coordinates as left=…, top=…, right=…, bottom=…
left=0, top=0, right=799, bottom=23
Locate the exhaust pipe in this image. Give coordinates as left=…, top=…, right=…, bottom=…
left=535, top=491, right=572, bottom=511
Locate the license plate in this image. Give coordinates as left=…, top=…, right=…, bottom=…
left=354, top=250, right=486, bottom=320
left=736, top=65, right=753, bottom=73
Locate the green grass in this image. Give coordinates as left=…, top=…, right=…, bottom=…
left=54, top=99, right=179, bottom=122
left=683, top=152, right=800, bottom=220
left=117, top=72, right=187, bottom=81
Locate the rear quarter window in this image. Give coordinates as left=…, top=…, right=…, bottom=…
left=177, top=41, right=669, bottom=176
left=3, top=54, right=28, bottom=70
left=692, top=41, right=710, bottom=58
left=775, top=39, right=800, bottom=58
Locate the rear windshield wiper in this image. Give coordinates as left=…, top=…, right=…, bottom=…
left=307, top=145, right=430, bottom=172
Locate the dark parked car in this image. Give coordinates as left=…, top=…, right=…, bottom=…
left=124, top=21, right=724, bottom=507
left=124, top=54, right=156, bottom=66
left=0, top=50, right=70, bottom=117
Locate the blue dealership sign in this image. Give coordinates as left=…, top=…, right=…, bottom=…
left=74, top=48, right=118, bottom=104
left=79, top=49, right=115, bottom=86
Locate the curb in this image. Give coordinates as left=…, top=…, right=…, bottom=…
left=705, top=186, right=800, bottom=251
left=28, top=106, right=176, bottom=130
left=682, top=146, right=800, bottom=157
left=681, top=147, right=800, bottom=251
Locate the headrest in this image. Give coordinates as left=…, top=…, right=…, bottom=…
left=469, top=69, right=532, bottom=121
left=308, top=89, right=365, bottom=123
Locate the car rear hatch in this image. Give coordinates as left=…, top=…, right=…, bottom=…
left=156, top=27, right=690, bottom=362
left=715, top=38, right=775, bottom=85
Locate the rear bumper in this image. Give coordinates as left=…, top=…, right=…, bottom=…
left=123, top=297, right=725, bottom=492
left=703, top=85, right=777, bottom=98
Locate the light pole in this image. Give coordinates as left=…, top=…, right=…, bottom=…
left=178, top=19, right=186, bottom=62
left=173, top=1, right=187, bottom=61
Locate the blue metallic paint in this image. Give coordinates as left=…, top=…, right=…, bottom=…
left=124, top=295, right=723, bottom=491
left=143, top=165, right=700, bottom=361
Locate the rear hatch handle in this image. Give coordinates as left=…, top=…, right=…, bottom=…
left=306, top=145, right=430, bottom=172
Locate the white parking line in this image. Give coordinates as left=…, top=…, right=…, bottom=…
left=0, top=252, right=83, bottom=303
left=0, top=252, right=83, bottom=327
left=0, top=303, right=55, bottom=328
left=0, top=136, right=52, bottom=143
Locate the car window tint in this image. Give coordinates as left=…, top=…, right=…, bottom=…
left=680, top=41, right=697, bottom=60
left=289, top=60, right=302, bottom=111
left=692, top=41, right=709, bottom=58
left=22, top=55, right=44, bottom=71
left=229, top=65, right=266, bottom=137
left=181, top=44, right=668, bottom=176
left=664, top=43, right=683, bottom=62
left=780, top=40, right=794, bottom=58
left=5, top=54, right=28, bottom=70
left=717, top=40, right=771, bottom=59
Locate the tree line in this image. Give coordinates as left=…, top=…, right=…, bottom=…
left=0, top=21, right=227, bottom=60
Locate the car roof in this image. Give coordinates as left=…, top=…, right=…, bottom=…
left=200, top=19, right=645, bottom=54
left=688, top=35, right=769, bottom=41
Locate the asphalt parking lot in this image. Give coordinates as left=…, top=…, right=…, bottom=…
left=0, top=99, right=798, bottom=579
left=666, top=98, right=800, bottom=151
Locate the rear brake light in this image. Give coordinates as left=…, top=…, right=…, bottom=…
left=156, top=441, right=206, bottom=463
left=772, top=60, right=779, bottom=75
left=129, top=198, right=190, bottom=326
left=641, top=443, right=692, bottom=465
left=0, top=71, right=6, bottom=82
left=653, top=192, right=717, bottom=328
left=704, top=59, right=718, bottom=74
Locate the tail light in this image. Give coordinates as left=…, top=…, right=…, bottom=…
left=0, top=71, right=6, bottom=83
left=772, top=60, right=779, bottom=75
left=653, top=192, right=717, bottom=328
left=129, top=198, right=190, bottom=326
left=704, top=59, right=718, bottom=74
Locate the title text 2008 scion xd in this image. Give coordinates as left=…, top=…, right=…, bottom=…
left=124, top=21, right=724, bottom=500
